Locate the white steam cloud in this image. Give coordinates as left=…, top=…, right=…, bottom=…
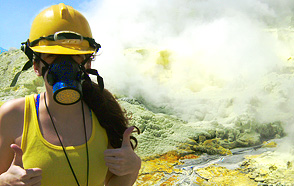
left=82, top=0, right=294, bottom=147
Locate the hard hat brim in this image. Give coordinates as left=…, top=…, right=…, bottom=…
left=31, top=45, right=96, bottom=55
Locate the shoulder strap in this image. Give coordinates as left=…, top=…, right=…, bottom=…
left=35, top=94, right=40, bottom=118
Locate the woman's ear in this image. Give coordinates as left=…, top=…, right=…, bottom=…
left=33, top=61, right=42, bottom=76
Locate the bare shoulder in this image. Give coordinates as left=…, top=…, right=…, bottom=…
left=0, top=97, right=26, bottom=173
left=0, top=97, right=26, bottom=139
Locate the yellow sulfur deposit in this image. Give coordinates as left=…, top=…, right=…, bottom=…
left=193, top=165, right=257, bottom=186
left=180, top=138, right=233, bottom=156
left=262, top=141, right=277, bottom=148
left=134, top=151, right=261, bottom=186
left=135, top=151, right=183, bottom=186
left=241, top=151, right=294, bottom=185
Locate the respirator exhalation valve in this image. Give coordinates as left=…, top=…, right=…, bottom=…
left=47, top=56, right=83, bottom=105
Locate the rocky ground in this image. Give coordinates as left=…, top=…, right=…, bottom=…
left=134, top=139, right=294, bottom=186
left=1, top=49, right=294, bottom=186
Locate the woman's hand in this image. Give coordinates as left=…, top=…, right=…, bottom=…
left=0, top=144, right=42, bottom=186
left=104, top=127, right=141, bottom=176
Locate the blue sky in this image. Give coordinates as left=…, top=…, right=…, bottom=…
left=0, top=0, right=98, bottom=50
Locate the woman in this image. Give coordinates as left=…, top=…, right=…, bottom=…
left=0, top=3, right=141, bottom=186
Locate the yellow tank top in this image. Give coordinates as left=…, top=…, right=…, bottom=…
left=21, top=94, right=108, bottom=186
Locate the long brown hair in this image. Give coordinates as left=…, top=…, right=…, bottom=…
left=33, top=54, right=138, bottom=148
left=82, top=80, right=139, bottom=149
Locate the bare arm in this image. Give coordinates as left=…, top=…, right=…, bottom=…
left=0, top=99, right=24, bottom=174
left=0, top=98, right=42, bottom=186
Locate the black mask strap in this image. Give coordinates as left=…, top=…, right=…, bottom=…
left=86, top=69, right=104, bottom=91
left=80, top=56, right=104, bottom=91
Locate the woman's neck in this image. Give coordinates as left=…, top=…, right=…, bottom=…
left=41, top=91, right=86, bottom=118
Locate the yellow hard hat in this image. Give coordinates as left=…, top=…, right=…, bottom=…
left=29, top=3, right=99, bottom=55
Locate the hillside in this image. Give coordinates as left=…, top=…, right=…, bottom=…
left=0, top=48, right=293, bottom=185
left=0, top=47, right=8, bottom=54
left=0, top=49, right=44, bottom=102
left=0, top=49, right=286, bottom=157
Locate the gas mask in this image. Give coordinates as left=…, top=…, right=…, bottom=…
left=45, top=55, right=83, bottom=105
left=10, top=37, right=104, bottom=104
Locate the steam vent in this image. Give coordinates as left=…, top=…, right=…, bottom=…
left=1, top=40, right=294, bottom=185
left=2, top=0, right=294, bottom=185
